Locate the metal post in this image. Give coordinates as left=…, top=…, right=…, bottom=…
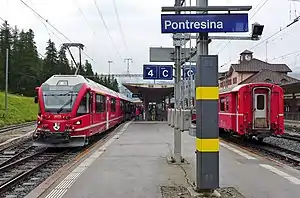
left=195, top=0, right=219, bottom=193
left=172, top=0, right=183, bottom=164
left=5, top=48, right=8, bottom=116
left=108, top=60, right=113, bottom=76
left=78, top=47, right=82, bottom=74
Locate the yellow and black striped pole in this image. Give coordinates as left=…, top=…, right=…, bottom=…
left=195, top=54, right=219, bottom=191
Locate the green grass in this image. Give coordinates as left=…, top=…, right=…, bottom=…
left=0, top=92, right=37, bottom=127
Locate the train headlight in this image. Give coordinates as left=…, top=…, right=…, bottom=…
left=74, top=120, right=81, bottom=125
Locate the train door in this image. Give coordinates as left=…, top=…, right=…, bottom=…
left=253, top=88, right=270, bottom=129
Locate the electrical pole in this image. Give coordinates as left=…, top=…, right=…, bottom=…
left=108, top=60, right=113, bottom=76
left=5, top=48, right=8, bottom=117
left=172, top=0, right=183, bottom=163
left=124, top=57, right=133, bottom=74
left=195, top=0, right=219, bottom=195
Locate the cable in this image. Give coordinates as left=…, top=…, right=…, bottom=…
left=216, top=0, right=270, bottom=55
left=74, top=0, right=96, bottom=36
left=249, top=16, right=300, bottom=50
left=269, top=50, right=300, bottom=61
left=112, top=0, right=130, bottom=55
left=93, top=0, right=123, bottom=61
left=19, top=0, right=96, bottom=63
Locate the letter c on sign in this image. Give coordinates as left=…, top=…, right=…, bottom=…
left=187, top=70, right=193, bottom=77
left=162, top=70, right=168, bottom=77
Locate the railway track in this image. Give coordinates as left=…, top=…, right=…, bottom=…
left=220, top=133, right=300, bottom=167
left=278, top=133, right=300, bottom=142
left=0, top=140, right=37, bottom=168
left=0, top=148, right=68, bottom=195
left=0, top=121, right=36, bottom=134
left=252, top=143, right=300, bottom=166
left=0, top=122, right=125, bottom=197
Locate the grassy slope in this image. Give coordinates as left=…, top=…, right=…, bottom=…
left=0, top=92, right=37, bottom=127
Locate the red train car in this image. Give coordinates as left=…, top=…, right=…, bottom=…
left=219, top=82, right=284, bottom=141
left=32, top=75, right=135, bottom=148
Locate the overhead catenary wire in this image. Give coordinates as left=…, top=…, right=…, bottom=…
left=216, top=0, right=270, bottom=55
left=249, top=15, right=300, bottom=51
left=112, top=0, right=130, bottom=56
left=19, top=0, right=96, bottom=63
left=93, top=0, right=123, bottom=61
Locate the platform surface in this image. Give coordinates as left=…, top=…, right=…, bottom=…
left=41, top=121, right=300, bottom=198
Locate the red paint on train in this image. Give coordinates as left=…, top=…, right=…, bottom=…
left=193, top=83, right=284, bottom=140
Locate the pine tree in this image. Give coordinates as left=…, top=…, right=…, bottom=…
left=43, top=39, right=59, bottom=80
left=58, top=46, right=71, bottom=75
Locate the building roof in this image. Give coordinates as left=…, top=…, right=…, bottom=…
left=240, top=50, right=253, bottom=55
left=238, top=69, right=299, bottom=85
left=231, top=58, right=292, bottom=73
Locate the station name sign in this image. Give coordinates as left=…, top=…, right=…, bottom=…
left=161, top=13, right=248, bottom=33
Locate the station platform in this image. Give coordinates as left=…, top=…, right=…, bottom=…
left=34, top=121, right=300, bottom=198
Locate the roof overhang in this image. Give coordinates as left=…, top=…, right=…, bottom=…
left=122, top=83, right=174, bottom=102
left=281, top=82, right=300, bottom=94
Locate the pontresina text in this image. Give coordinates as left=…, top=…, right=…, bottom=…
left=164, top=20, right=223, bottom=30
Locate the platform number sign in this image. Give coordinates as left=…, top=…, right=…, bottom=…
left=143, top=65, right=173, bottom=80
left=182, top=65, right=196, bottom=79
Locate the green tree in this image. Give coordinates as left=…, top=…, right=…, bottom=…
left=58, top=46, right=72, bottom=75
left=43, top=39, right=59, bottom=80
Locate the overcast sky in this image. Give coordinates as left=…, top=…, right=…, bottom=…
left=1, top=0, right=300, bottom=76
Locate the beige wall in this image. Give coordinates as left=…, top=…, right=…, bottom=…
left=219, top=70, right=255, bottom=89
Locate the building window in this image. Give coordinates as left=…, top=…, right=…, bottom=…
left=265, top=79, right=272, bottom=83
left=281, top=79, right=288, bottom=84
left=233, top=77, right=237, bottom=84
left=227, top=79, right=232, bottom=85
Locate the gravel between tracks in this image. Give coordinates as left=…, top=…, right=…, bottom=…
left=0, top=125, right=36, bottom=144
left=263, top=136, right=300, bottom=153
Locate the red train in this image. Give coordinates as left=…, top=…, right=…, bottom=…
left=33, top=75, right=135, bottom=147
left=192, top=82, right=284, bottom=141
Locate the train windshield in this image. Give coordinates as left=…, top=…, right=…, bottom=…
left=42, top=90, right=79, bottom=113
left=40, top=83, right=83, bottom=114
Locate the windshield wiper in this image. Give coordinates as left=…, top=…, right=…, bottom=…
left=57, top=94, right=73, bottom=114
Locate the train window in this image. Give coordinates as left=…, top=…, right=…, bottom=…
left=225, top=96, right=229, bottom=111
left=110, top=98, right=116, bottom=112
left=101, top=95, right=106, bottom=112
left=96, top=94, right=101, bottom=113
left=257, top=95, right=265, bottom=110
left=220, top=97, right=225, bottom=111
left=77, top=93, right=89, bottom=115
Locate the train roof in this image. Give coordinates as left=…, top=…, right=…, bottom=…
left=43, top=75, right=133, bottom=102
left=219, top=82, right=281, bottom=94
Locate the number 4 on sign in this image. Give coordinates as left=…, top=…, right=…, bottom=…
left=148, top=69, right=154, bottom=77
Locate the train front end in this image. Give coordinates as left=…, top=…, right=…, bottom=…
left=33, top=75, right=90, bottom=148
